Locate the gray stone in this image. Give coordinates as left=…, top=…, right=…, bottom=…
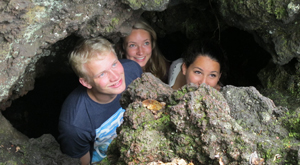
left=107, top=73, right=299, bottom=164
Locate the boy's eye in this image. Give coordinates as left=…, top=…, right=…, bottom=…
left=99, top=72, right=106, bottom=78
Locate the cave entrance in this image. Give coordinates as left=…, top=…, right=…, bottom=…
left=1, top=27, right=272, bottom=140
left=1, top=35, right=81, bottom=139
left=1, top=4, right=272, bottom=139
left=158, top=26, right=272, bottom=87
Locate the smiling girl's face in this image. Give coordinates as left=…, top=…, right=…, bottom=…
left=182, top=55, right=221, bottom=90
left=124, top=29, right=152, bottom=69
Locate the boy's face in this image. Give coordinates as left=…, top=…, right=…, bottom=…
left=81, top=51, right=126, bottom=102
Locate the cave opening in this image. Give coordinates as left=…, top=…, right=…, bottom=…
left=2, top=35, right=81, bottom=139
left=1, top=9, right=272, bottom=140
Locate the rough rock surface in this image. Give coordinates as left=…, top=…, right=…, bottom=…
left=108, top=73, right=300, bottom=164
left=218, top=0, right=300, bottom=65
left=0, top=112, right=80, bottom=164
left=0, top=0, right=144, bottom=110
left=257, top=61, right=300, bottom=110
left=0, top=0, right=168, bottom=164
left=142, top=0, right=300, bottom=65
left=1, top=0, right=300, bottom=164
left=1, top=0, right=299, bottom=111
left=121, top=0, right=170, bottom=11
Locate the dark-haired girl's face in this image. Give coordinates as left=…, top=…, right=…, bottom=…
left=182, top=55, right=221, bottom=91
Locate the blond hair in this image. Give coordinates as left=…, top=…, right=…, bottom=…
left=69, top=37, right=116, bottom=82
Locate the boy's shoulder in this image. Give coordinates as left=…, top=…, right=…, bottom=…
left=120, top=59, right=142, bottom=75
left=119, top=59, right=142, bottom=86
left=119, top=59, right=139, bottom=68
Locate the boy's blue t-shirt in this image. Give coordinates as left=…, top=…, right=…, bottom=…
left=58, top=59, right=142, bottom=163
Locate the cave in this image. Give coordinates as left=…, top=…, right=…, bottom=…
left=1, top=17, right=271, bottom=141
left=1, top=0, right=299, bottom=164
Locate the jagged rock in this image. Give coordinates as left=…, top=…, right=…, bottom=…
left=143, top=0, right=221, bottom=39
left=108, top=73, right=300, bottom=164
left=0, top=0, right=143, bottom=110
left=2, top=0, right=299, bottom=111
left=217, top=0, right=300, bottom=65
left=120, top=72, right=173, bottom=108
left=1, top=0, right=300, bottom=164
left=257, top=61, right=300, bottom=111
left=0, top=112, right=79, bottom=165
left=121, top=0, right=170, bottom=11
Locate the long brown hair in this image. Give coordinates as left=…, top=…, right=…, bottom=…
left=119, top=18, right=168, bottom=82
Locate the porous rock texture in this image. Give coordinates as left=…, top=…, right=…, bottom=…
left=216, top=0, right=300, bottom=105
left=218, top=0, right=300, bottom=65
left=1, top=0, right=300, bottom=164
left=121, top=0, right=170, bottom=11
left=0, top=112, right=80, bottom=164
left=143, top=0, right=300, bottom=97
left=1, top=0, right=300, bottom=110
left=108, top=73, right=300, bottom=164
left=0, top=0, right=143, bottom=110
left=0, top=0, right=158, bottom=164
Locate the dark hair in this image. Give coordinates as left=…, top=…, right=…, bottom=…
left=183, top=40, right=228, bottom=84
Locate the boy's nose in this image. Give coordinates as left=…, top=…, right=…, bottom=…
left=109, top=70, right=119, bottom=81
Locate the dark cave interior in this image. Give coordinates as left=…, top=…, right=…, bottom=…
left=1, top=16, right=272, bottom=140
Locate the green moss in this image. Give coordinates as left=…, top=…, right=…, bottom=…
left=182, top=18, right=200, bottom=38
left=111, top=18, right=119, bottom=26
left=99, top=157, right=111, bottom=165
left=287, top=76, right=300, bottom=98
left=154, top=0, right=163, bottom=5
left=231, top=136, right=249, bottom=152
left=102, top=17, right=120, bottom=33
left=266, top=0, right=273, bottom=13
left=173, top=135, right=198, bottom=158
left=141, top=113, right=171, bottom=131
left=126, top=0, right=145, bottom=9
left=263, top=148, right=274, bottom=160
left=170, top=90, right=186, bottom=103
left=279, top=112, right=300, bottom=140
left=104, top=26, right=113, bottom=33
left=260, top=0, right=287, bottom=20
left=274, top=7, right=286, bottom=19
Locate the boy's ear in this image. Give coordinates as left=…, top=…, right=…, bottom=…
left=182, top=63, right=187, bottom=75
left=79, top=78, right=92, bottom=89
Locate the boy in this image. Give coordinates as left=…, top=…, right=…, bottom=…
left=58, top=37, right=142, bottom=164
